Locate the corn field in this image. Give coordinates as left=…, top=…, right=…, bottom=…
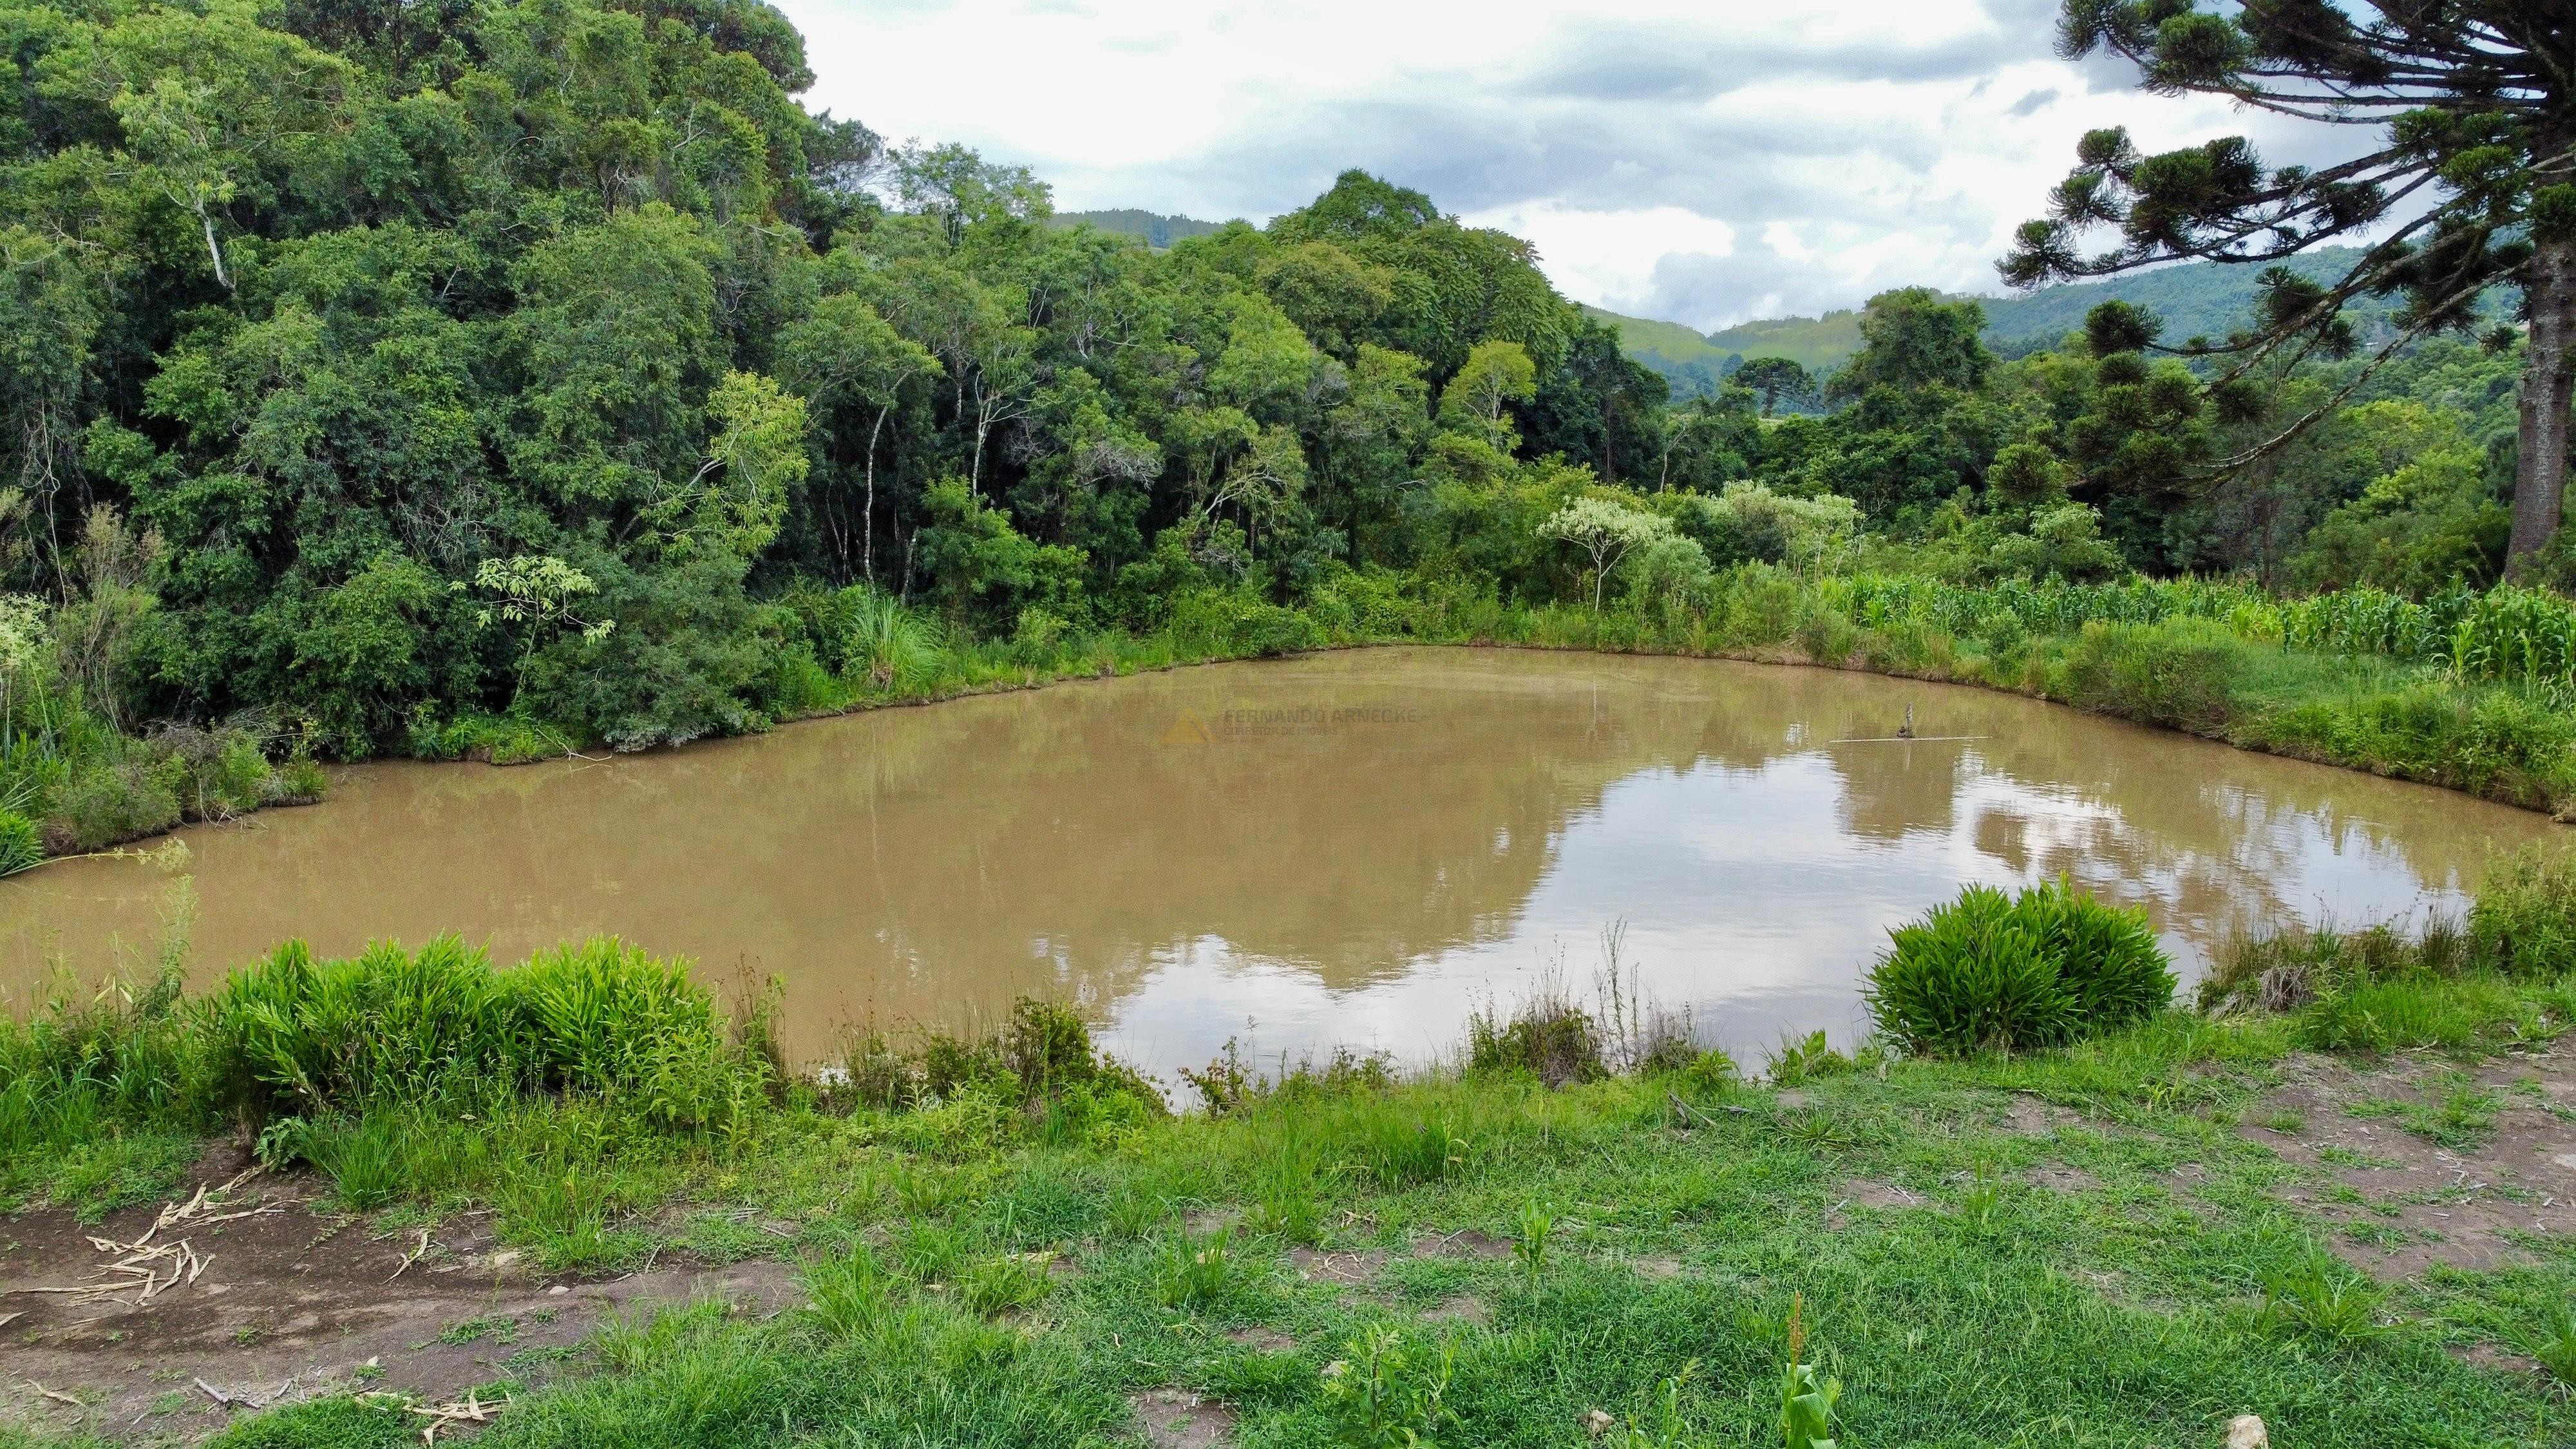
left=1831, top=573, right=2576, bottom=697
left=2278, top=584, right=2576, bottom=692
left=1832, top=574, right=2284, bottom=643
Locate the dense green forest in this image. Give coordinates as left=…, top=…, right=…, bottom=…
left=0, top=0, right=2561, bottom=869
left=1049, top=209, right=1227, bottom=250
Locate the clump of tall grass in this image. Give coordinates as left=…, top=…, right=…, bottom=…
left=1466, top=974, right=1604, bottom=1087
left=784, top=582, right=947, bottom=692
left=1467, top=926, right=1705, bottom=1086
left=1177, top=1039, right=1395, bottom=1115
left=2468, top=842, right=2576, bottom=977
left=818, top=999, right=1168, bottom=1131
left=1864, top=880, right=2175, bottom=1056
left=208, top=936, right=770, bottom=1132
left=2203, top=846, right=2576, bottom=1048
left=2198, top=917, right=2463, bottom=1016
left=0, top=964, right=203, bottom=1164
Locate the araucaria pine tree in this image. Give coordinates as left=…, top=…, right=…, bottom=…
left=2005, top=2, right=2575, bottom=562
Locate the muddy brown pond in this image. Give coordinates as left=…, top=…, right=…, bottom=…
left=0, top=648, right=2556, bottom=1081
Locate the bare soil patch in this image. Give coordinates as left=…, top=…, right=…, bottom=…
left=1833, top=1179, right=1924, bottom=1211
left=1421, top=1293, right=1488, bottom=1327
left=1285, top=1247, right=1385, bottom=1286
left=1414, top=1229, right=1513, bottom=1262
left=2024, top=1165, right=2099, bottom=1194
left=2005, top=1093, right=2083, bottom=1137
left=2240, top=1041, right=2576, bottom=1280
left=1, top=1150, right=802, bottom=1443
left=1130, top=1387, right=1235, bottom=1449
left=1223, top=1325, right=1294, bottom=1352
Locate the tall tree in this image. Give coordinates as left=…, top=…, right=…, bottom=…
left=1732, top=357, right=1810, bottom=417
left=2005, top=1, right=2575, bottom=562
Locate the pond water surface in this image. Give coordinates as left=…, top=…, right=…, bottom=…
left=0, top=648, right=2554, bottom=1080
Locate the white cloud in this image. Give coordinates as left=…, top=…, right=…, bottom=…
left=775, top=0, right=2362, bottom=332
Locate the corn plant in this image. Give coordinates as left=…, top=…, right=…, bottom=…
left=1780, top=1295, right=1841, bottom=1449
left=1513, top=1198, right=1555, bottom=1286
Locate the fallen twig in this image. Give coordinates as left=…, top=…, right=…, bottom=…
left=409, top=1390, right=504, bottom=1444
left=391, top=1229, right=433, bottom=1281
left=194, top=1378, right=232, bottom=1406
left=23, top=1381, right=82, bottom=1407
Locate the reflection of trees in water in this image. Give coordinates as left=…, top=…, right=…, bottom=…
left=0, top=649, right=2547, bottom=1057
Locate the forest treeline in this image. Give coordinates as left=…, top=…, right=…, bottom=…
left=0, top=0, right=2559, bottom=862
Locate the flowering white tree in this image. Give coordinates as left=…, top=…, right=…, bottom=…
left=1537, top=497, right=1672, bottom=614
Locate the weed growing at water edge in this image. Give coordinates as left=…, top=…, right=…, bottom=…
left=1764, top=1030, right=1848, bottom=1086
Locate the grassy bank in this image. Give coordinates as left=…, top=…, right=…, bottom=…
left=9, top=863, right=2576, bottom=1445
left=381, top=567, right=2576, bottom=822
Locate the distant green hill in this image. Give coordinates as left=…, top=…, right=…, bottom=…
left=1580, top=307, right=1741, bottom=392
left=1978, top=248, right=2376, bottom=351
left=1701, top=309, right=1866, bottom=374
left=1601, top=247, right=2469, bottom=392
left=1050, top=209, right=1226, bottom=249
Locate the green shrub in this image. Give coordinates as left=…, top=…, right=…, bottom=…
left=2050, top=619, right=2243, bottom=733
left=2019, top=878, right=2177, bottom=1027
left=44, top=759, right=182, bottom=851
left=272, top=755, right=328, bottom=803
left=1865, top=881, right=2174, bottom=1056
left=1320, top=1323, right=1457, bottom=1449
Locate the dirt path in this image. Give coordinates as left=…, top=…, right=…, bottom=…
left=1, top=1146, right=800, bottom=1444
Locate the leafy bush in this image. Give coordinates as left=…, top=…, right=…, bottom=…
left=1865, top=880, right=2174, bottom=1055
left=43, top=759, right=181, bottom=851
left=0, top=809, right=38, bottom=875
left=2049, top=619, right=2243, bottom=734
left=1321, top=1323, right=1457, bottom=1449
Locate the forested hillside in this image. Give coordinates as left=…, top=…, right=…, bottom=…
left=0, top=0, right=2558, bottom=869
left=1605, top=250, right=2441, bottom=392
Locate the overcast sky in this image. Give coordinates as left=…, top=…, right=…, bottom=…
left=775, top=0, right=2354, bottom=332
